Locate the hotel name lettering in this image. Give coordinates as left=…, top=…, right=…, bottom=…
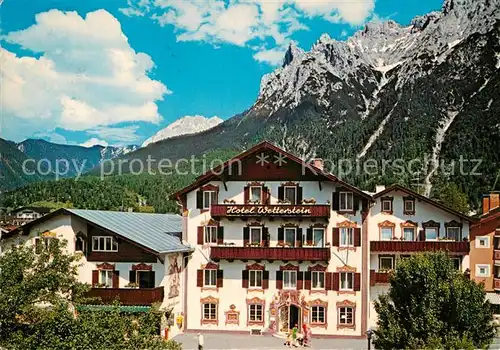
left=226, top=205, right=312, bottom=216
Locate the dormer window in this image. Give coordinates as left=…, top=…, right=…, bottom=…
left=92, top=236, right=118, bottom=252
left=250, top=186, right=262, bottom=203
left=340, top=192, right=354, bottom=211
left=284, top=186, right=297, bottom=205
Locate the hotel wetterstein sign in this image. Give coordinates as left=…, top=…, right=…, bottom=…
left=226, top=205, right=312, bottom=216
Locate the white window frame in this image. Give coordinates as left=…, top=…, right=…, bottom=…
left=446, top=227, right=461, bottom=241
left=203, top=303, right=217, bottom=320
left=99, top=270, right=113, bottom=288
left=283, top=270, right=297, bottom=289
left=250, top=186, right=262, bottom=203
left=340, top=272, right=354, bottom=291
left=92, top=236, right=118, bottom=252
left=476, top=236, right=490, bottom=249
left=205, top=226, right=217, bottom=244
left=203, top=190, right=216, bottom=209
left=340, top=228, right=354, bottom=247
left=404, top=199, right=415, bottom=213
left=424, top=227, right=438, bottom=241
left=284, top=186, right=297, bottom=205
left=249, top=304, right=263, bottom=322
left=381, top=199, right=392, bottom=212
left=311, top=306, right=325, bottom=324
left=381, top=227, right=393, bottom=241
left=338, top=307, right=354, bottom=325
left=249, top=270, right=263, bottom=288
left=250, top=226, right=263, bottom=245
left=204, top=269, right=217, bottom=287
left=403, top=227, right=415, bottom=241
left=311, top=271, right=325, bottom=290
left=379, top=256, right=394, bottom=271
left=339, top=192, right=354, bottom=211
left=312, top=228, right=325, bottom=247
left=284, top=227, right=297, bottom=247
left=476, top=264, right=491, bottom=278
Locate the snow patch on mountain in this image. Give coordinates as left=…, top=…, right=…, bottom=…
left=142, top=115, right=223, bottom=147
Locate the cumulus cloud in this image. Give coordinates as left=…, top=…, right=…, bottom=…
left=120, top=0, right=375, bottom=64
left=87, top=125, right=142, bottom=144
left=253, top=47, right=287, bottom=65
left=1, top=9, right=169, bottom=142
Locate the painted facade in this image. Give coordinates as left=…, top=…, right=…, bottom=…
left=470, top=193, right=500, bottom=295
left=367, top=185, right=473, bottom=328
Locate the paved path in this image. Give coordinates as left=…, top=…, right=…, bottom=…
left=173, top=333, right=367, bottom=350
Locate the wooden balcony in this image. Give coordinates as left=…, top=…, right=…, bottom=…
left=495, top=279, right=500, bottom=291
left=210, top=246, right=330, bottom=262
left=494, top=250, right=500, bottom=261
left=211, top=204, right=330, bottom=219
left=371, top=241, right=469, bottom=253
left=84, top=287, right=164, bottom=305
left=370, top=270, right=391, bottom=285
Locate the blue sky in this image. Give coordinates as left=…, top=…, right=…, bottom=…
left=0, top=0, right=443, bottom=147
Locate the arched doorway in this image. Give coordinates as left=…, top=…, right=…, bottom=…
left=278, top=304, right=301, bottom=334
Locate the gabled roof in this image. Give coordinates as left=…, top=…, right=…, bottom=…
left=171, top=141, right=371, bottom=200
left=373, top=184, right=476, bottom=223
left=11, top=206, right=51, bottom=214
left=5, top=208, right=191, bottom=255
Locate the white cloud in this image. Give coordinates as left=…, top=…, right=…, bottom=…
left=33, top=131, right=69, bottom=145
left=121, top=0, right=375, bottom=64
left=80, top=138, right=109, bottom=148
left=253, top=47, right=287, bottom=65
left=87, top=125, right=142, bottom=143
left=1, top=9, right=169, bottom=142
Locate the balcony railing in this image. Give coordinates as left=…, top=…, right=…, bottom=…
left=210, top=246, right=330, bottom=262
left=211, top=204, right=330, bottom=218
left=495, top=279, right=500, bottom=291
left=84, top=287, right=164, bottom=305
left=494, top=250, right=500, bottom=261
left=370, top=270, right=390, bottom=285
left=371, top=241, right=469, bottom=253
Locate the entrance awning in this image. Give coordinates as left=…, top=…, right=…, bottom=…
left=77, top=304, right=151, bottom=313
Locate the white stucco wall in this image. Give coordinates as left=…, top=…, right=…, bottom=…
left=184, top=180, right=366, bottom=336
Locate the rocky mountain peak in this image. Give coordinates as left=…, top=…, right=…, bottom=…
left=282, top=41, right=305, bottom=67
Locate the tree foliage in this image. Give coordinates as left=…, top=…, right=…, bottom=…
left=373, top=252, right=494, bottom=349
left=0, top=239, right=181, bottom=349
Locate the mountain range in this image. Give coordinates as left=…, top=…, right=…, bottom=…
left=1, top=0, right=499, bottom=210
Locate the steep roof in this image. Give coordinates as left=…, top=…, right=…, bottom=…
left=171, top=141, right=371, bottom=200
left=373, top=184, right=476, bottom=223
left=5, top=208, right=190, bottom=255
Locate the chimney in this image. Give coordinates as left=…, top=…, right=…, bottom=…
left=483, top=195, right=490, bottom=214
left=375, top=185, right=386, bottom=193
left=312, top=158, right=324, bottom=170
left=491, top=193, right=500, bottom=211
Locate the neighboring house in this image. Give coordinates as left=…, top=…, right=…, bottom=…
left=367, top=184, right=475, bottom=328
left=1, top=208, right=192, bottom=338
left=470, top=192, right=500, bottom=312
left=8, top=207, right=51, bottom=226
left=171, top=141, right=373, bottom=337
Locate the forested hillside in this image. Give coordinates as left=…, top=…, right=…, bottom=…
left=0, top=149, right=239, bottom=213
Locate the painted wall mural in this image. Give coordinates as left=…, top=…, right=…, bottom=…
left=168, top=254, right=182, bottom=299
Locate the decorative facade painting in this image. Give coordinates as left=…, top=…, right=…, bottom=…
left=168, top=254, right=182, bottom=299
